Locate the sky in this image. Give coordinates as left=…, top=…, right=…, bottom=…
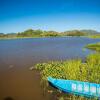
left=0, top=0, right=100, bottom=33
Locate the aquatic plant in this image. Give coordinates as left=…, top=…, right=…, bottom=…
left=35, top=53, right=100, bottom=100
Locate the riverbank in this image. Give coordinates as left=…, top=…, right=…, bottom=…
left=35, top=43, right=100, bottom=100
left=87, top=34, right=100, bottom=39
left=85, top=42, right=100, bottom=52
left=0, top=36, right=88, bottom=40
left=0, top=36, right=54, bottom=40
left=0, top=34, right=100, bottom=40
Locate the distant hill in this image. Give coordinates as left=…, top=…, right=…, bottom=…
left=80, top=30, right=100, bottom=35
left=0, top=29, right=100, bottom=38
left=62, top=30, right=86, bottom=36
left=61, top=29, right=100, bottom=36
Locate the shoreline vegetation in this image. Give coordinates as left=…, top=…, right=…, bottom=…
left=85, top=42, right=100, bottom=52
left=0, top=29, right=100, bottom=39
left=88, top=35, right=100, bottom=39
left=34, top=44, right=100, bottom=100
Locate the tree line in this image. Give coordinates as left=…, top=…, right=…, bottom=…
left=0, top=29, right=99, bottom=38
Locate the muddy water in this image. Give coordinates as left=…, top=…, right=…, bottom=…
left=0, top=37, right=100, bottom=100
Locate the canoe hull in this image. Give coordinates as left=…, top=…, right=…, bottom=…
left=47, top=77, right=100, bottom=98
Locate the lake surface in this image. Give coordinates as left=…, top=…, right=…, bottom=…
left=0, top=37, right=100, bottom=100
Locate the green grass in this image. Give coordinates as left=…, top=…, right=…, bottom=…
left=35, top=53, right=100, bottom=100
left=85, top=42, right=100, bottom=52
left=88, top=35, right=100, bottom=39
left=35, top=53, right=100, bottom=83
left=34, top=42, right=100, bottom=100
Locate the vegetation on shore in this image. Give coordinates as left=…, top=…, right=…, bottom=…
left=35, top=53, right=100, bottom=100
left=85, top=42, right=100, bottom=52
left=88, top=34, right=100, bottom=39
left=1, top=29, right=99, bottom=39
left=34, top=42, right=100, bottom=100
left=36, top=53, right=100, bottom=83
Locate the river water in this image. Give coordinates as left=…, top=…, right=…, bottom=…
left=0, top=37, right=100, bottom=100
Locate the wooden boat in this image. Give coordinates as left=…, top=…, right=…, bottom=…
left=47, top=77, right=100, bottom=98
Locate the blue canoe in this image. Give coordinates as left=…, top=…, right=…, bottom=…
left=47, top=77, right=100, bottom=98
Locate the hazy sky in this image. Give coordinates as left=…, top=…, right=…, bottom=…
left=0, top=0, right=100, bottom=33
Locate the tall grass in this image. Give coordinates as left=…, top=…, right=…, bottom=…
left=35, top=53, right=100, bottom=100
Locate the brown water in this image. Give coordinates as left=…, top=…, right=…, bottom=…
left=0, top=37, right=100, bottom=100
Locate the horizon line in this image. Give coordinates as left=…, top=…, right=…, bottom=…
left=1, top=28, right=100, bottom=34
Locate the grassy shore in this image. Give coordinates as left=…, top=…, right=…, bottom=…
left=0, top=36, right=87, bottom=40
left=35, top=52, right=100, bottom=100
left=0, top=36, right=47, bottom=40
left=85, top=42, right=100, bottom=52
left=34, top=42, right=100, bottom=100
left=87, top=34, right=100, bottom=39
